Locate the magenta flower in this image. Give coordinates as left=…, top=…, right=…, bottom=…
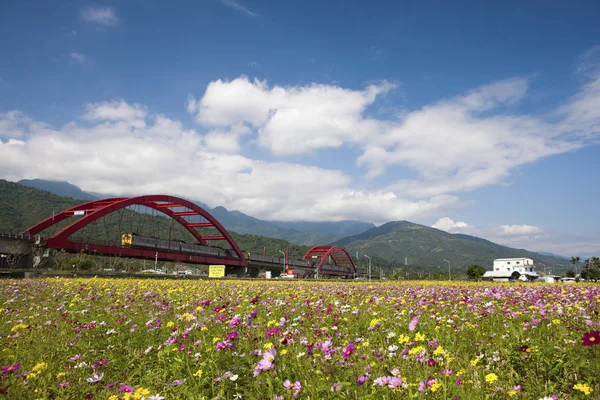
left=58, top=382, right=71, bottom=388
left=356, top=375, right=367, bottom=386
left=1, top=364, right=21, bottom=375
left=330, top=382, right=342, bottom=392
left=582, top=331, right=600, bottom=346
left=92, top=359, right=108, bottom=367
left=119, top=385, right=135, bottom=393
left=440, top=369, right=453, bottom=376
left=265, top=328, right=279, bottom=338
left=342, top=342, right=355, bottom=359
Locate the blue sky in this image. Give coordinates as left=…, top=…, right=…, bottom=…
left=0, top=0, right=599, bottom=256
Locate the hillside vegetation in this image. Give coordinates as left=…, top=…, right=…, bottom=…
left=331, top=221, right=570, bottom=272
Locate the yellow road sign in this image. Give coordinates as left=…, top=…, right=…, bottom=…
left=209, top=265, right=225, bottom=278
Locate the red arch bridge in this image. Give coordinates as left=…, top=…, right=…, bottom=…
left=19, top=195, right=358, bottom=278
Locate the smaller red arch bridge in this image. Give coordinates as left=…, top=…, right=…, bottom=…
left=302, top=245, right=357, bottom=277
left=21, top=195, right=358, bottom=278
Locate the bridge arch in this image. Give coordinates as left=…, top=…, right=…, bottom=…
left=302, top=245, right=357, bottom=276
left=22, top=195, right=247, bottom=267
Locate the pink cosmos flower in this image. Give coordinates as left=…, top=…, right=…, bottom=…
left=409, top=316, right=419, bottom=331
left=388, top=377, right=403, bottom=389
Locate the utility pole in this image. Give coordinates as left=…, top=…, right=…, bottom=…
left=365, top=255, right=372, bottom=281
left=278, top=250, right=286, bottom=273
left=443, top=259, right=451, bottom=281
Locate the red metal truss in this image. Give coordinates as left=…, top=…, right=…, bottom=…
left=302, top=245, right=357, bottom=275
left=22, top=195, right=247, bottom=267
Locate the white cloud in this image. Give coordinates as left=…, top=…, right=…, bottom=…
left=218, top=0, right=259, bottom=17
left=188, top=76, right=395, bottom=155
left=187, top=68, right=600, bottom=200
left=430, top=216, right=598, bottom=256
left=84, top=100, right=147, bottom=126
left=433, top=217, right=545, bottom=240
left=70, top=52, right=86, bottom=65
left=497, top=224, right=544, bottom=237
left=0, top=105, right=456, bottom=223
left=432, top=217, right=469, bottom=233
left=81, top=7, right=119, bottom=27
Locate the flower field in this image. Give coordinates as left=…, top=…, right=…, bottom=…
left=1, top=279, right=599, bottom=399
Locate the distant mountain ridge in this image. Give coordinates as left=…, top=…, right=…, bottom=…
left=7, top=179, right=571, bottom=273
left=330, top=221, right=570, bottom=272
left=18, top=179, right=97, bottom=201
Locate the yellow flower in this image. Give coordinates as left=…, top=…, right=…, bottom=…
left=194, top=369, right=203, bottom=377
left=408, top=345, right=426, bottom=355
left=56, top=372, right=66, bottom=378
left=32, top=362, right=48, bottom=373
left=11, top=323, right=29, bottom=332
left=397, top=334, right=410, bottom=344
left=414, top=332, right=425, bottom=342
left=263, top=342, right=273, bottom=349
left=430, top=382, right=441, bottom=392
left=200, top=326, right=208, bottom=331
left=485, top=373, right=498, bottom=384
left=361, top=341, right=370, bottom=348
left=433, top=346, right=445, bottom=356
left=281, top=349, right=288, bottom=355
left=108, top=396, right=119, bottom=400
left=213, top=337, right=222, bottom=344
left=166, top=321, right=175, bottom=328
left=508, top=390, right=517, bottom=396
left=369, top=318, right=382, bottom=328
left=178, top=313, right=195, bottom=322
left=552, top=319, right=561, bottom=325
left=470, top=358, right=480, bottom=367
left=574, top=383, right=593, bottom=395
left=132, top=388, right=151, bottom=400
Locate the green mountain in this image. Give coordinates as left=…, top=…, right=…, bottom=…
left=331, top=221, right=571, bottom=273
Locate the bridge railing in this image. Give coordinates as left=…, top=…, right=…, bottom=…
left=0, top=232, right=42, bottom=242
